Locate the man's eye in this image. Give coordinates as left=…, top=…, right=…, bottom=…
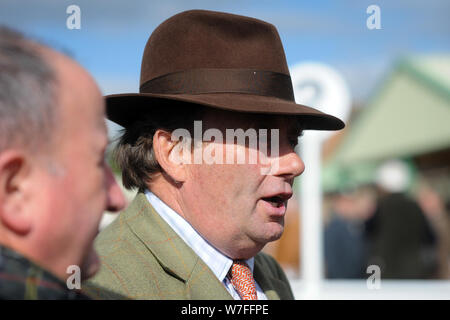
left=99, top=153, right=107, bottom=167
left=288, top=131, right=303, bottom=147
left=289, top=138, right=298, bottom=148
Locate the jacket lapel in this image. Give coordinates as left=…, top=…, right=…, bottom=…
left=253, top=255, right=290, bottom=300
left=125, top=193, right=232, bottom=300
left=186, top=258, right=232, bottom=300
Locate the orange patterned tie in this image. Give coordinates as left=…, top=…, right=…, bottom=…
left=229, top=260, right=258, bottom=300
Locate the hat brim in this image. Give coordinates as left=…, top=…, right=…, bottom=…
left=105, top=92, right=345, bottom=130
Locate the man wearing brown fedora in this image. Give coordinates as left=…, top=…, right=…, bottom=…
left=86, top=9, right=344, bottom=300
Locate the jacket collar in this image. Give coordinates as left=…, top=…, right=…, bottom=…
left=123, top=193, right=287, bottom=300
left=123, top=193, right=232, bottom=299
left=254, top=256, right=285, bottom=300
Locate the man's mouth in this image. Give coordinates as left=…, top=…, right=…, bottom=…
left=261, top=195, right=286, bottom=208
left=260, top=192, right=292, bottom=211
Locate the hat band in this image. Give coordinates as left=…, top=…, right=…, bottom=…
left=140, top=68, right=294, bottom=101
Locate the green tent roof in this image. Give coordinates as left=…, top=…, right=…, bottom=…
left=334, top=55, right=450, bottom=165
left=323, top=55, right=450, bottom=192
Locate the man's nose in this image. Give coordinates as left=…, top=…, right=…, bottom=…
left=105, top=166, right=126, bottom=212
left=272, top=148, right=305, bottom=181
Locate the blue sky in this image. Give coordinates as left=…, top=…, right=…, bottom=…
left=1, top=0, right=449, bottom=134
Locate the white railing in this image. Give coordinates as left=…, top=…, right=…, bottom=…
left=290, top=279, right=450, bottom=300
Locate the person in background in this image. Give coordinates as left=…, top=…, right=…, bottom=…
left=365, top=160, right=437, bottom=279
left=416, top=181, right=449, bottom=278
left=324, top=186, right=376, bottom=279
left=0, top=27, right=125, bottom=299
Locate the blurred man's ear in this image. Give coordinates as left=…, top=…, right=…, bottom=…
left=152, top=129, right=187, bottom=185
left=0, top=150, right=33, bottom=235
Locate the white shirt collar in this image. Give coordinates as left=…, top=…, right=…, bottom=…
left=145, top=190, right=255, bottom=282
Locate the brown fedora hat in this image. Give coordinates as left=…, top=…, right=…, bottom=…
left=106, top=9, right=345, bottom=130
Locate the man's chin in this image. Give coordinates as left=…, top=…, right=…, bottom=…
left=266, top=232, right=283, bottom=243
left=263, top=223, right=284, bottom=242
left=81, top=248, right=100, bottom=280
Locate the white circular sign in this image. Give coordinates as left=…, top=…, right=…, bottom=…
left=290, top=62, right=351, bottom=142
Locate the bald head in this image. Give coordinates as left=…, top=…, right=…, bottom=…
left=0, top=27, right=125, bottom=281
left=0, top=27, right=104, bottom=155
left=38, top=43, right=106, bottom=156
left=0, top=27, right=57, bottom=153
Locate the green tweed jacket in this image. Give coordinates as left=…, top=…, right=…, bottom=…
left=84, top=193, right=294, bottom=300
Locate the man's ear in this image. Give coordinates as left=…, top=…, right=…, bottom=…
left=0, top=150, right=33, bottom=235
left=152, top=129, right=188, bottom=184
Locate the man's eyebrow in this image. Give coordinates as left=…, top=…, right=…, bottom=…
left=99, top=137, right=110, bottom=154
left=251, top=117, right=278, bottom=129
left=287, top=119, right=303, bottom=135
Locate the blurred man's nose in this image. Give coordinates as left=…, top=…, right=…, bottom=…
left=105, top=166, right=126, bottom=212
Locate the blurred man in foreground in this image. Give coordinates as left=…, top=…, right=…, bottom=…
left=0, top=27, right=125, bottom=299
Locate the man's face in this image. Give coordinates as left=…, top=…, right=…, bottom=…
left=32, top=53, right=124, bottom=280
left=179, top=110, right=304, bottom=259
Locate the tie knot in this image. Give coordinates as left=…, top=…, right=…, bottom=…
left=229, top=260, right=257, bottom=300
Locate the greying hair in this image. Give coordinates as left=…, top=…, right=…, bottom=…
left=114, top=103, right=204, bottom=192
left=0, top=27, right=56, bottom=152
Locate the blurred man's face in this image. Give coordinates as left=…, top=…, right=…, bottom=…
left=178, top=110, right=305, bottom=259
left=32, top=53, right=125, bottom=280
